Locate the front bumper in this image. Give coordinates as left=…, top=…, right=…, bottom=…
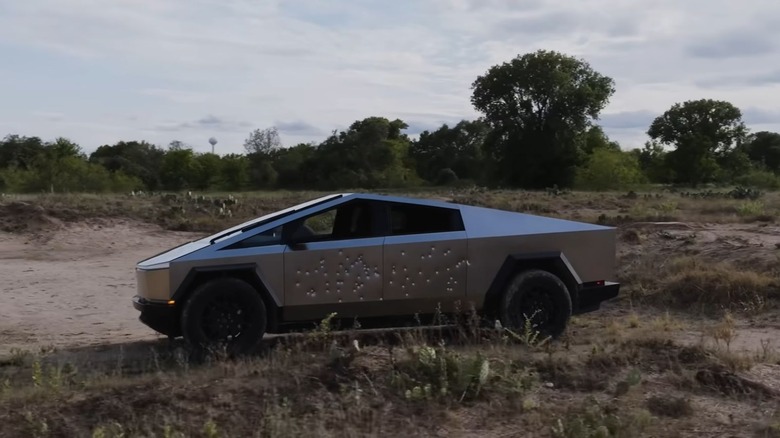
left=574, top=281, right=620, bottom=314
left=132, top=295, right=181, bottom=337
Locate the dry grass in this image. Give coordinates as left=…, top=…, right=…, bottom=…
left=0, top=320, right=775, bottom=438
left=660, top=258, right=777, bottom=314
left=3, top=188, right=780, bottom=436
left=3, top=187, right=780, bottom=236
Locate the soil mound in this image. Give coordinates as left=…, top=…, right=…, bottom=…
left=0, top=201, right=64, bottom=233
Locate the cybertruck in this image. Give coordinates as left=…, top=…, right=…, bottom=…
left=133, top=193, right=619, bottom=353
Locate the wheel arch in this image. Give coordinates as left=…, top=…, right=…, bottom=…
left=482, top=251, right=581, bottom=319
left=171, top=263, right=282, bottom=332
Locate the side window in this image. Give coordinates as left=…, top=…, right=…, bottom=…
left=287, top=201, right=375, bottom=242
left=389, top=204, right=464, bottom=235
left=224, top=225, right=283, bottom=249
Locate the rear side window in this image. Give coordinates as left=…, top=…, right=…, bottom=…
left=388, top=203, right=464, bottom=235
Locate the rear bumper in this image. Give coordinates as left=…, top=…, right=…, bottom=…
left=574, top=281, right=620, bottom=314
left=132, top=295, right=181, bottom=337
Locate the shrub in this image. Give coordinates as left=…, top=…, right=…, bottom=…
left=658, top=258, right=776, bottom=313
left=734, top=169, right=780, bottom=189
left=575, top=149, right=646, bottom=191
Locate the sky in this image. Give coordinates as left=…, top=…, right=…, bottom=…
left=1, top=0, right=779, bottom=155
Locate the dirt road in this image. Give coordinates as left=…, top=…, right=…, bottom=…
left=0, top=219, right=198, bottom=355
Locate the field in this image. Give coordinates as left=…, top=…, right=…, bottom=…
left=1, top=188, right=780, bottom=437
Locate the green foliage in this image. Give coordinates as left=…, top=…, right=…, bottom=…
left=89, top=140, right=164, bottom=190
left=581, top=126, right=621, bottom=155
left=306, top=117, right=420, bottom=189
left=410, top=120, right=488, bottom=183
left=735, top=169, right=780, bottom=189
left=218, top=154, right=249, bottom=191
left=1, top=155, right=142, bottom=193
left=393, top=343, right=494, bottom=402
left=551, top=399, right=653, bottom=438
left=744, top=131, right=780, bottom=173
left=193, top=153, right=223, bottom=190
left=735, top=200, right=765, bottom=217
left=575, top=149, right=645, bottom=191
left=160, top=146, right=200, bottom=191
left=3, top=53, right=780, bottom=193
left=648, top=99, right=746, bottom=186
left=471, top=49, right=616, bottom=188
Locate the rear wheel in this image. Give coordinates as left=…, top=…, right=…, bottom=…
left=180, top=277, right=267, bottom=356
left=499, top=269, right=572, bottom=339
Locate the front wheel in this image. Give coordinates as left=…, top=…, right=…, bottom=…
left=180, top=277, right=267, bottom=356
left=499, top=269, right=572, bottom=339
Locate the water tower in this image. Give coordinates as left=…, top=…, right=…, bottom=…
left=208, top=137, right=218, bottom=154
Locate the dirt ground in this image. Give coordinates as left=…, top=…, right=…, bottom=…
left=2, top=195, right=780, bottom=437
left=0, top=218, right=199, bottom=355
left=1, top=203, right=780, bottom=356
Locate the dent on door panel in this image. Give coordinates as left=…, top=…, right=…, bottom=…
left=283, top=237, right=384, bottom=306
left=383, top=231, right=468, bottom=303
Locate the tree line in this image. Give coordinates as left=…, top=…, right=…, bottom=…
left=2, top=49, right=780, bottom=194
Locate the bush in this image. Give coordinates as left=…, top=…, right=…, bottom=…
left=575, top=149, right=646, bottom=191
left=658, top=258, right=776, bottom=313
left=0, top=160, right=142, bottom=193
left=390, top=343, right=535, bottom=402
left=734, top=169, right=780, bottom=189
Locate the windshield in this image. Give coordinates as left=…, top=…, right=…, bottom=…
left=205, top=193, right=345, bottom=244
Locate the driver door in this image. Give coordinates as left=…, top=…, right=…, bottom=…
left=282, top=200, right=384, bottom=306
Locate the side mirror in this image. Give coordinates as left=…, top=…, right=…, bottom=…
left=288, top=242, right=308, bottom=251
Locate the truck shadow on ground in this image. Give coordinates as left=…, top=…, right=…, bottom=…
left=41, top=323, right=498, bottom=375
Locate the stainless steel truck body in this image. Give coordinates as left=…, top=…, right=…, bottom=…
left=133, top=193, right=620, bottom=352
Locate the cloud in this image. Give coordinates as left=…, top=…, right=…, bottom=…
left=686, top=32, right=776, bottom=59
left=742, top=108, right=780, bottom=125
left=155, top=115, right=253, bottom=133
left=598, top=111, right=656, bottom=130
left=405, top=120, right=449, bottom=136
left=1, top=0, right=780, bottom=154
left=275, top=120, right=323, bottom=136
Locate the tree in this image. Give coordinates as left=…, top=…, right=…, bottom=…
left=581, top=126, right=621, bottom=155
left=193, top=153, right=223, bottom=190
left=89, top=140, right=165, bottom=190
left=35, top=137, right=85, bottom=192
left=308, top=117, right=418, bottom=189
left=270, top=143, right=316, bottom=188
left=410, top=120, right=488, bottom=184
left=630, top=141, right=673, bottom=183
left=744, top=131, right=780, bottom=173
left=244, top=127, right=282, bottom=155
left=160, top=145, right=200, bottom=191
left=219, top=154, right=249, bottom=191
left=471, top=49, right=615, bottom=188
left=0, top=135, right=46, bottom=170
left=647, top=99, right=746, bottom=186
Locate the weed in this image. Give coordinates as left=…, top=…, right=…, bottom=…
left=736, top=200, right=765, bottom=217
left=504, top=310, right=552, bottom=348
left=23, top=410, right=50, bottom=438
left=203, top=420, right=220, bottom=438
left=551, top=399, right=653, bottom=438
left=646, top=395, right=693, bottom=418
left=393, top=343, right=491, bottom=401
left=710, top=311, right=738, bottom=351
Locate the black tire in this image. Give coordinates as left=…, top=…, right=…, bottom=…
left=180, top=277, right=267, bottom=356
left=499, top=269, right=572, bottom=339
